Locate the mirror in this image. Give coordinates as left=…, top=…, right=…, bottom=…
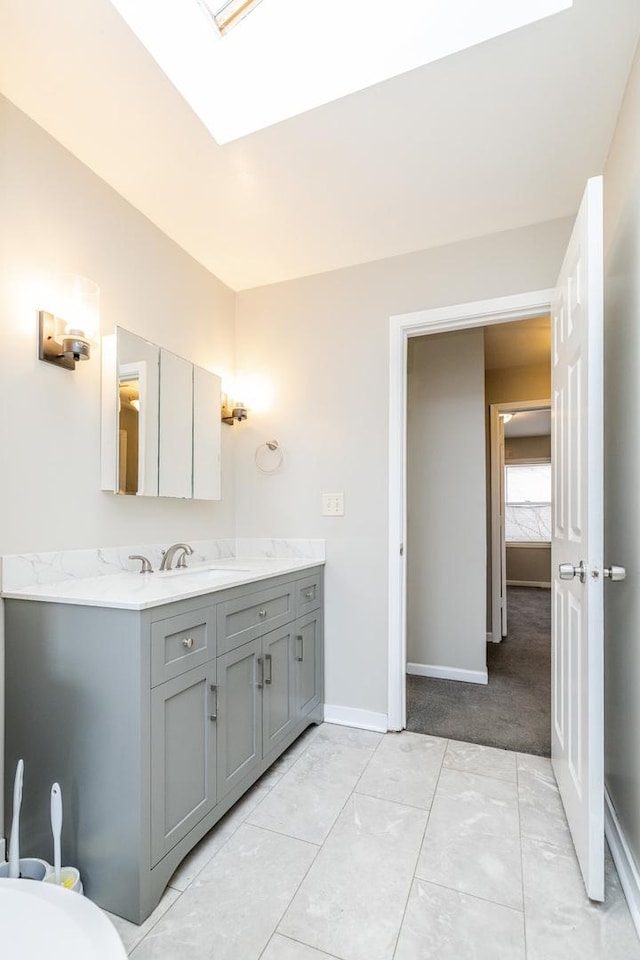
left=101, top=327, right=221, bottom=500
left=117, top=329, right=159, bottom=496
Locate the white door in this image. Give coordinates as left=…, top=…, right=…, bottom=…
left=551, top=176, right=604, bottom=901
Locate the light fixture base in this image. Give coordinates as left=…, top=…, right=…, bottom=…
left=38, top=311, right=76, bottom=370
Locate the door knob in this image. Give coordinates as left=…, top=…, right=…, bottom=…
left=559, top=561, right=586, bottom=583
left=604, top=565, right=626, bottom=581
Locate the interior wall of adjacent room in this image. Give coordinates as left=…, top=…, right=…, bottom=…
left=602, top=38, right=640, bottom=872
left=406, top=329, right=487, bottom=675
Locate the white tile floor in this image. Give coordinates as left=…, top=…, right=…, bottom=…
left=107, top=724, right=640, bottom=960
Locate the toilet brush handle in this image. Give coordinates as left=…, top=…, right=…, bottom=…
left=50, top=783, right=63, bottom=885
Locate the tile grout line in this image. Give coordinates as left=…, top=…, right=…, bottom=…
left=516, top=755, right=530, bottom=960
left=390, top=737, right=450, bottom=960
left=259, top=728, right=384, bottom=958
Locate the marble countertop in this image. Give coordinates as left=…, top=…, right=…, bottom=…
left=1, top=557, right=323, bottom=610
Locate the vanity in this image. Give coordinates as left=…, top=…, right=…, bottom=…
left=3, top=549, right=324, bottom=923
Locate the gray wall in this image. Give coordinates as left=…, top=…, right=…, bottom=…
left=505, top=435, right=551, bottom=461
left=603, top=41, right=640, bottom=870
left=406, top=330, right=487, bottom=674
left=235, top=218, right=573, bottom=720
left=0, top=96, right=237, bottom=838
left=506, top=546, right=551, bottom=585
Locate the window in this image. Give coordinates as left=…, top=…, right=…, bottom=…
left=201, top=0, right=265, bottom=35
left=505, top=462, right=551, bottom=542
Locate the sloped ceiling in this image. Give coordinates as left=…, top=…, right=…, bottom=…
left=1, top=0, right=639, bottom=290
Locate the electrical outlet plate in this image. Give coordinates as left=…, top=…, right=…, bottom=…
left=322, top=493, right=344, bottom=516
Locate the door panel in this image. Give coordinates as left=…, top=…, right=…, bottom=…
left=551, top=175, right=604, bottom=901
left=262, top=626, right=295, bottom=754
left=150, top=663, right=216, bottom=866
left=216, top=640, right=262, bottom=801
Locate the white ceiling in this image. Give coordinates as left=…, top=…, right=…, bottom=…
left=1, top=0, right=639, bottom=290
left=106, top=0, right=572, bottom=144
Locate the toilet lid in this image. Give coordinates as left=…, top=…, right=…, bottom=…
left=0, top=878, right=127, bottom=959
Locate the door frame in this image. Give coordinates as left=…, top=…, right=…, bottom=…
left=489, top=398, right=551, bottom=643
left=387, top=288, right=554, bottom=731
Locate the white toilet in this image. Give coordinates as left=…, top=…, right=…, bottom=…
left=0, top=878, right=127, bottom=958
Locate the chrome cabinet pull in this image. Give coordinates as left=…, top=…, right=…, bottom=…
left=295, top=634, right=304, bottom=662
left=258, top=608, right=267, bottom=618
left=264, top=654, right=272, bottom=684
left=256, top=656, right=264, bottom=688
left=305, top=589, right=314, bottom=599
left=182, top=637, right=194, bottom=650
left=209, top=683, right=217, bottom=721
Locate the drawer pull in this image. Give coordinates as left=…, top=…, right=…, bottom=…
left=209, top=684, right=217, bottom=721
left=182, top=637, right=194, bottom=650
left=305, top=589, right=314, bottom=599
left=296, top=634, right=304, bottom=662
left=258, top=608, right=267, bottom=618
left=264, top=654, right=272, bottom=685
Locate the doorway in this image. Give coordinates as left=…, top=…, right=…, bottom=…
left=402, top=319, right=552, bottom=754
left=387, top=288, right=555, bottom=732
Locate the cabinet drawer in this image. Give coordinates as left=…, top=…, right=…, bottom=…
left=295, top=572, right=322, bottom=616
left=217, top=583, right=294, bottom=654
left=151, top=607, right=216, bottom=686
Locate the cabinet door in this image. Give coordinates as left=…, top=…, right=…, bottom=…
left=150, top=663, right=217, bottom=866
left=158, top=348, right=193, bottom=498
left=217, top=639, right=262, bottom=801
left=193, top=365, right=221, bottom=501
left=294, top=612, right=322, bottom=720
left=262, top=625, right=295, bottom=757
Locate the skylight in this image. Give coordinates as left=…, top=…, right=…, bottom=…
left=108, top=0, right=573, bottom=144
left=201, top=0, right=265, bottom=36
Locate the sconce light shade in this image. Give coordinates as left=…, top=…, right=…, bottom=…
left=39, top=274, right=100, bottom=371
left=221, top=395, right=248, bottom=425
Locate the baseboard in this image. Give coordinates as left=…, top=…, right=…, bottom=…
left=506, top=580, right=551, bottom=589
left=407, top=662, right=488, bottom=685
left=323, top=704, right=388, bottom=733
left=605, top=788, right=640, bottom=939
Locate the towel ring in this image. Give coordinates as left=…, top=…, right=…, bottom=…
left=255, top=440, right=283, bottom=474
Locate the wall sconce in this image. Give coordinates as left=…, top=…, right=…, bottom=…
left=38, top=274, right=100, bottom=371
left=221, top=394, right=248, bottom=425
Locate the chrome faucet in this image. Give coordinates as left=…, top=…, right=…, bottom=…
left=159, top=543, right=194, bottom=571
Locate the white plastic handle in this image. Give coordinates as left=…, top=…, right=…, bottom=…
left=50, top=782, right=63, bottom=885
left=8, top=759, right=24, bottom=879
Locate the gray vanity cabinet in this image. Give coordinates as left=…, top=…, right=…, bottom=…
left=3, top=566, right=323, bottom=926
left=150, top=661, right=217, bottom=866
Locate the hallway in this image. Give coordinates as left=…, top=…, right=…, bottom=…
left=407, top=587, right=551, bottom=755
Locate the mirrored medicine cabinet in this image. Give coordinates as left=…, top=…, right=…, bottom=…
left=101, top=327, right=221, bottom=500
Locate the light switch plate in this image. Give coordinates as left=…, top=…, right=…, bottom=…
left=322, top=493, right=344, bottom=516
